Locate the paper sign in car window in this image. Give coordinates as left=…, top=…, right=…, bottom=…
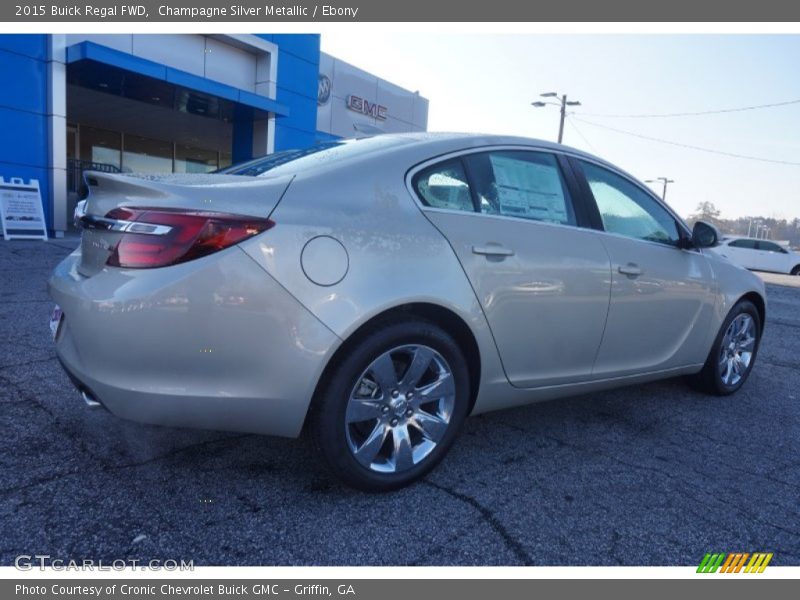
left=490, top=155, right=568, bottom=223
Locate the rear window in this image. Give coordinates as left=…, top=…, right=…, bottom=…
left=218, top=142, right=343, bottom=176
left=218, top=136, right=413, bottom=178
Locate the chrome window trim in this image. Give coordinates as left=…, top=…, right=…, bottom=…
left=405, top=144, right=695, bottom=250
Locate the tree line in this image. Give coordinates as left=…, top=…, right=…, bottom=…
left=686, top=202, right=800, bottom=249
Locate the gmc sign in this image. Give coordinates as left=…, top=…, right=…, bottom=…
left=346, top=95, right=388, bottom=121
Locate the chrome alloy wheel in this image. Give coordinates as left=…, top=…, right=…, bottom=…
left=718, top=313, right=757, bottom=386
left=345, top=344, right=456, bottom=474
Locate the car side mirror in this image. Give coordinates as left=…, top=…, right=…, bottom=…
left=692, top=220, right=719, bottom=248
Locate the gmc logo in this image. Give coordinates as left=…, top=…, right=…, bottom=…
left=346, top=95, right=388, bottom=121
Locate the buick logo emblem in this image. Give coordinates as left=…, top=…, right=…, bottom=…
left=317, top=74, right=332, bottom=106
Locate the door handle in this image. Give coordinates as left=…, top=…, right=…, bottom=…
left=472, top=245, right=515, bottom=257
left=618, top=263, right=643, bottom=277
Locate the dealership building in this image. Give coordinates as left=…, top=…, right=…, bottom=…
left=0, top=34, right=428, bottom=235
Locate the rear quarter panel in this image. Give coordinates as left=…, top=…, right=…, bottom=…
left=237, top=152, right=512, bottom=413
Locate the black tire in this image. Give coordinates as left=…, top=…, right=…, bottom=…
left=310, top=319, right=470, bottom=492
left=791, top=265, right=800, bottom=276
left=689, top=299, right=762, bottom=396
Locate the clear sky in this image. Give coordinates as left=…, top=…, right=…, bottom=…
left=321, top=34, right=800, bottom=221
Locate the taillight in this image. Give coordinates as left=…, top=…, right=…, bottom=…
left=104, top=207, right=274, bottom=269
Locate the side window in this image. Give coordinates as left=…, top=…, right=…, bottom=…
left=730, top=239, right=758, bottom=250
left=579, top=160, right=681, bottom=246
left=466, top=151, right=576, bottom=226
left=758, top=241, right=785, bottom=253
left=413, top=159, right=475, bottom=212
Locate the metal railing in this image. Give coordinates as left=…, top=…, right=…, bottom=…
left=67, top=159, right=121, bottom=197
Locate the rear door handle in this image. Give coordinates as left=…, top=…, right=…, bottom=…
left=618, top=263, right=643, bottom=277
left=472, top=245, right=515, bottom=257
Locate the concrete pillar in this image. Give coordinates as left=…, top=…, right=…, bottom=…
left=47, top=35, right=68, bottom=236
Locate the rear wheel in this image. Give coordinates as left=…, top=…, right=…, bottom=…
left=791, top=265, right=800, bottom=276
left=690, top=300, right=761, bottom=395
left=311, top=319, right=470, bottom=491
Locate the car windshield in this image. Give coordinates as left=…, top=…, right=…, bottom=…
left=216, top=135, right=413, bottom=177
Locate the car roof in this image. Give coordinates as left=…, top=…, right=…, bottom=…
left=375, top=131, right=606, bottom=163
left=270, top=132, right=621, bottom=178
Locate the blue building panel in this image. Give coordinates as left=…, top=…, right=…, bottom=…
left=0, top=35, right=51, bottom=228
left=0, top=106, right=49, bottom=168
left=275, top=88, right=317, bottom=130
left=268, top=34, right=321, bottom=64
left=0, top=34, right=47, bottom=61
left=274, top=125, right=319, bottom=151
left=275, top=52, right=319, bottom=100
left=271, top=35, right=320, bottom=153
left=0, top=50, right=48, bottom=115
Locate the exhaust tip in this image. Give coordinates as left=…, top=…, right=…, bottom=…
left=81, top=390, right=102, bottom=408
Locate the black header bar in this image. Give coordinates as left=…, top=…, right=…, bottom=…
left=3, top=0, right=800, bottom=22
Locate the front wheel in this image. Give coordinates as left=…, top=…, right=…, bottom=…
left=310, top=319, right=470, bottom=492
left=690, top=300, right=761, bottom=395
left=791, top=265, right=800, bottom=276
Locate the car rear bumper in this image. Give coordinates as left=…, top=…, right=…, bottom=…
left=48, top=246, right=340, bottom=437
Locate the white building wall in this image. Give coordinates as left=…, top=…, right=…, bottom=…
left=317, top=52, right=428, bottom=138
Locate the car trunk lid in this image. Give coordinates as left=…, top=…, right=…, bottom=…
left=76, top=171, right=293, bottom=277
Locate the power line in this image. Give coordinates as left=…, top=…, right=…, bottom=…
left=565, top=116, right=599, bottom=154
left=571, top=116, right=800, bottom=166
left=575, top=98, right=800, bottom=119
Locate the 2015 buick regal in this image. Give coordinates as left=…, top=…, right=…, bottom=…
left=49, top=133, right=766, bottom=491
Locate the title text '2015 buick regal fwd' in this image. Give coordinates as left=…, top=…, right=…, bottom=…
left=49, top=133, right=766, bottom=491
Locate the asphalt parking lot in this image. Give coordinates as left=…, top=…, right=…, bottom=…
left=1, top=238, right=798, bottom=566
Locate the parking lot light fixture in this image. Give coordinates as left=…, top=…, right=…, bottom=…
left=645, top=177, right=675, bottom=201
left=531, top=92, right=582, bottom=144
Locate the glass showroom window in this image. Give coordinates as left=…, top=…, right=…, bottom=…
left=79, top=126, right=121, bottom=169
left=122, top=134, right=173, bottom=174
left=175, top=144, right=219, bottom=173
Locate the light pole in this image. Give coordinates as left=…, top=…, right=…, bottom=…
left=645, top=177, right=675, bottom=201
left=531, top=92, right=581, bottom=144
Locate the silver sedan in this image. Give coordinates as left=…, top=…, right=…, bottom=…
left=49, top=133, right=766, bottom=491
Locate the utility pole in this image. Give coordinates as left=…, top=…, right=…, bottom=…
left=532, top=92, right=582, bottom=144
left=645, top=177, right=675, bottom=201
